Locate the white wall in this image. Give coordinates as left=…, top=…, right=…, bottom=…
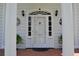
left=0, top=3, right=5, bottom=49
left=73, top=4, right=79, bottom=48
left=17, top=3, right=62, bottom=48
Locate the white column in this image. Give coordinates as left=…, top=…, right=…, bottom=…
left=61, top=4, right=74, bottom=56
left=5, top=4, right=17, bottom=56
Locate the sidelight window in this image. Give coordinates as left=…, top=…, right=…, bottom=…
left=28, top=16, right=31, bottom=36
left=48, top=16, right=52, bottom=36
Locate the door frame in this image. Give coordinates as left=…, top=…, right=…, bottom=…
left=26, top=15, right=54, bottom=48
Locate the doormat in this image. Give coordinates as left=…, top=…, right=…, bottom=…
left=32, top=48, right=49, bottom=51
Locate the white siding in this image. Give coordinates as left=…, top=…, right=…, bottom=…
left=0, top=4, right=5, bottom=49
left=73, top=4, right=79, bottom=48
left=17, top=3, right=62, bottom=48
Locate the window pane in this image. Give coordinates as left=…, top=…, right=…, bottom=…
left=49, top=32, right=52, bottom=36
left=28, top=22, right=31, bottom=26
left=28, top=27, right=31, bottom=31
left=28, top=16, right=31, bottom=21
left=48, top=16, right=51, bottom=21
left=28, top=32, right=31, bottom=36
left=49, top=27, right=52, bottom=31
left=49, top=22, right=52, bottom=26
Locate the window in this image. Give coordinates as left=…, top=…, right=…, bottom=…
left=49, top=22, right=51, bottom=26
left=49, top=31, right=52, bottom=36
left=28, top=32, right=31, bottom=36
left=48, top=16, right=51, bottom=21
left=28, top=16, right=31, bottom=21
left=28, top=16, right=31, bottom=36
left=28, top=22, right=31, bottom=26
left=49, top=27, right=52, bottom=31
left=48, top=16, right=52, bottom=36
left=28, top=27, right=31, bottom=31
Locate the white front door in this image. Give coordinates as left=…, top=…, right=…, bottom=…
left=32, top=16, right=47, bottom=48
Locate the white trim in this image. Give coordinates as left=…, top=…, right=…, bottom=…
left=61, top=4, right=74, bottom=56
left=5, top=3, right=17, bottom=56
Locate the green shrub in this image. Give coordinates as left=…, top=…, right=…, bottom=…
left=16, top=34, right=23, bottom=44
left=58, top=34, right=62, bottom=44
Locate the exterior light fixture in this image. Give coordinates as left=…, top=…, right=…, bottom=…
left=59, top=18, right=62, bottom=25
left=22, top=10, right=25, bottom=16
left=55, top=10, right=58, bottom=16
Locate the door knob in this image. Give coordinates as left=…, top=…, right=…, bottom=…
left=39, top=22, right=41, bottom=24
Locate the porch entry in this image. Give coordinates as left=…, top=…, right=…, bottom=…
left=26, top=15, right=54, bottom=48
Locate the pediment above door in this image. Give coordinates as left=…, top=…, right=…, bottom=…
left=29, top=10, right=51, bottom=15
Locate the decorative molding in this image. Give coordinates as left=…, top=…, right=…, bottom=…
left=29, top=10, right=51, bottom=15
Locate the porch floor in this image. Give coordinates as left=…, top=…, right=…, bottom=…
left=0, top=48, right=79, bottom=56
left=17, top=48, right=62, bottom=56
